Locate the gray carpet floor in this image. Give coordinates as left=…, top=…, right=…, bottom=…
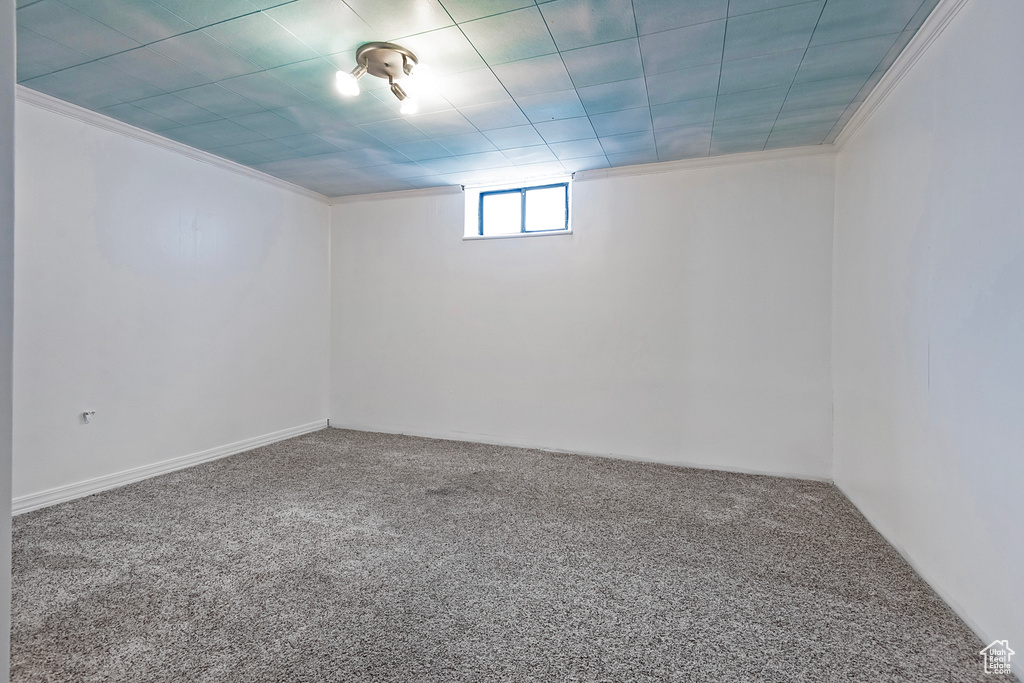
left=11, top=428, right=1010, bottom=682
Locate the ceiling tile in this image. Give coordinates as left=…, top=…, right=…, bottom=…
left=232, top=111, right=308, bottom=139
left=410, top=110, right=479, bottom=137
left=535, top=117, right=597, bottom=143
left=713, top=86, right=788, bottom=121
left=633, top=0, right=729, bottom=35
left=645, top=64, right=720, bottom=106
left=651, top=97, right=716, bottom=130
left=25, top=71, right=125, bottom=109
left=810, top=0, right=921, bottom=46
left=327, top=95, right=404, bottom=126
left=718, top=49, right=803, bottom=94
left=435, top=132, right=499, bottom=155
left=538, top=0, right=637, bottom=51
left=269, top=59, right=344, bottom=103
left=202, top=13, right=319, bottom=70
left=398, top=27, right=487, bottom=76
left=640, top=20, right=726, bottom=75
left=781, top=73, right=867, bottom=112
left=607, top=149, right=659, bottom=166
left=314, top=127, right=383, bottom=150
left=149, top=30, right=261, bottom=82
left=907, top=0, right=940, bottom=30
left=503, top=146, right=558, bottom=165
left=795, top=33, right=897, bottom=83
left=765, top=121, right=835, bottom=148
left=58, top=0, right=195, bottom=44
left=598, top=129, right=656, bottom=154
left=437, top=68, right=511, bottom=108
left=710, top=132, right=769, bottom=155
left=342, top=0, right=454, bottom=39
left=589, top=107, right=652, bottom=136
left=27, top=60, right=162, bottom=105
left=15, top=27, right=91, bottom=81
left=133, top=93, right=221, bottom=126
left=460, top=100, right=531, bottom=130
left=276, top=133, right=343, bottom=156
left=728, top=0, right=819, bottom=16
left=439, top=0, right=536, bottom=23
left=176, top=84, right=264, bottom=118
left=560, top=39, right=644, bottom=89
left=101, top=47, right=210, bottom=92
left=723, top=1, right=824, bottom=61
left=461, top=7, right=558, bottom=65
left=17, top=0, right=140, bottom=59
left=164, top=120, right=266, bottom=149
left=391, top=139, right=454, bottom=161
left=655, top=122, right=712, bottom=159
left=150, top=0, right=262, bottom=27
left=577, top=78, right=649, bottom=115
left=559, top=155, right=609, bottom=172
left=548, top=138, right=604, bottom=160
left=483, top=125, right=547, bottom=149
left=273, top=102, right=352, bottom=132
left=215, top=144, right=272, bottom=165
left=218, top=72, right=311, bottom=110
left=772, top=103, right=846, bottom=132
left=100, top=102, right=180, bottom=132
left=359, top=119, right=430, bottom=145
left=516, top=89, right=587, bottom=123
left=875, top=30, right=915, bottom=73
left=264, top=0, right=373, bottom=56
left=234, top=139, right=306, bottom=161
left=492, top=54, right=574, bottom=98
left=711, top=114, right=776, bottom=138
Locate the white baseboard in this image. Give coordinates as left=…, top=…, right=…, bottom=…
left=329, top=421, right=833, bottom=483
left=12, top=419, right=328, bottom=515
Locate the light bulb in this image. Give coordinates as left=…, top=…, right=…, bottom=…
left=335, top=70, right=360, bottom=97
left=400, top=96, right=419, bottom=116
left=403, top=64, right=437, bottom=97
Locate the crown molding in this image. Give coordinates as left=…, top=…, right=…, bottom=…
left=833, top=0, right=972, bottom=150
left=16, top=85, right=331, bottom=204
left=330, top=183, right=463, bottom=205
left=574, top=144, right=837, bottom=183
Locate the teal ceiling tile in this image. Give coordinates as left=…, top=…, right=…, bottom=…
left=875, top=30, right=915, bottom=73
left=811, top=0, right=921, bottom=46
left=276, top=133, right=342, bottom=156
left=765, top=121, right=835, bottom=148
left=560, top=39, right=644, bottom=89
left=164, top=120, right=266, bottom=148
left=359, top=119, right=429, bottom=145
left=215, top=144, right=272, bottom=165
left=236, top=139, right=306, bottom=161
left=269, top=59, right=342, bottom=103
left=435, top=132, right=498, bottom=155
left=17, top=0, right=139, bottom=59
left=719, top=49, right=803, bottom=94
left=503, top=146, right=558, bottom=165
left=645, top=64, right=720, bottom=106
left=907, top=0, right=940, bottom=30
left=391, top=139, right=453, bottom=161
left=24, top=71, right=124, bottom=109
left=723, top=2, right=824, bottom=61
left=560, top=155, right=609, bottom=171
left=772, top=103, right=847, bottom=132
left=133, top=93, right=221, bottom=125
left=374, top=162, right=434, bottom=180
left=633, top=0, right=728, bottom=35
left=461, top=7, right=558, bottom=65
left=516, top=89, right=587, bottom=123
left=852, top=71, right=884, bottom=103
left=58, top=0, right=195, bottom=43
left=396, top=27, right=487, bottom=76
left=101, top=47, right=209, bottom=92
left=314, top=127, right=382, bottom=150
left=655, top=122, right=713, bottom=159
left=176, top=84, right=263, bottom=117
left=535, top=117, right=597, bottom=143
left=439, top=0, right=535, bottom=23
left=796, top=34, right=897, bottom=83
left=549, top=138, right=604, bottom=160
left=607, top=148, right=659, bottom=166
left=232, top=111, right=307, bottom=138
left=714, top=86, right=788, bottom=121
left=589, top=107, right=652, bottom=136
left=273, top=103, right=350, bottom=133
left=30, top=60, right=162, bottom=103
left=651, top=97, right=716, bottom=130
left=483, top=125, right=545, bottom=150
left=639, top=20, right=726, bottom=75
left=577, top=78, right=648, bottom=115
left=15, top=27, right=91, bottom=81
left=729, top=0, right=817, bottom=16
left=492, top=54, right=574, bottom=98
left=410, top=110, right=478, bottom=137
left=710, top=132, right=769, bottom=155
left=460, top=100, right=530, bottom=130
left=437, top=68, right=512, bottom=108
left=782, top=73, right=867, bottom=112
left=218, top=72, right=311, bottom=110
left=100, top=102, right=181, bottom=132
left=203, top=13, right=319, bottom=70
left=598, top=129, right=655, bottom=154
left=265, top=0, right=372, bottom=56
left=711, top=114, right=776, bottom=138
left=341, top=146, right=414, bottom=168
left=150, top=0, right=260, bottom=27
left=150, top=30, right=261, bottom=81
left=539, top=0, right=636, bottom=51
left=342, top=0, right=454, bottom=39
left=326, top=95, right=402, bottom=126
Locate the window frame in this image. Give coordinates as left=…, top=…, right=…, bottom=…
left=477, top=182, right=569, bottom=237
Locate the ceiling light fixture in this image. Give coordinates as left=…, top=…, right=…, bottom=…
left=336, top=42, right=423, bottom=115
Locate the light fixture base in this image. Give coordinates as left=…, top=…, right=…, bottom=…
left=355, top=42, right=418, bottom=82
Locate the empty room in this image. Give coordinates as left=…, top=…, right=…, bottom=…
left=0, top=0, right=1021, bottom=680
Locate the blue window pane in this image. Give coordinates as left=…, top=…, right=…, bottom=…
left=525, top=186, right=566, bottom=232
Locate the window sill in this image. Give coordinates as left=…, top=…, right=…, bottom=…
left=463, top=229, right=573, bottom=242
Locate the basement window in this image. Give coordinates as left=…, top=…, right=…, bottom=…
left=464, top=177, right=571, bottom=239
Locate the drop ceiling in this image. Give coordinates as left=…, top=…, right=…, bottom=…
left=16, top=0, right=939, bottom=197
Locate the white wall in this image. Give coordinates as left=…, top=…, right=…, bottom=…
left=13, top=99, right=330, bottom=503
left=1, top=0, right=16, bottom=677
left=332, top=153, right=835, bottom=479
left=833, top=0, right=1024, bottom=671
